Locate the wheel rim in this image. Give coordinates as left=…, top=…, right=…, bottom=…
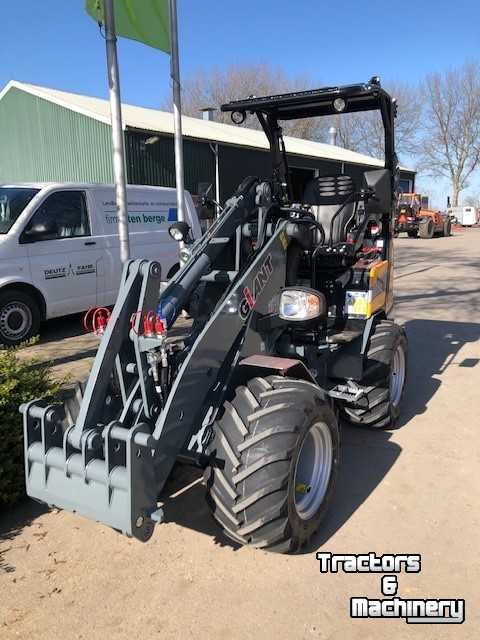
left=0, top=302, right=32, bottom=341
left=390, top=343, right=406, bottom=407
left=293, top=422, right=333, bottom=520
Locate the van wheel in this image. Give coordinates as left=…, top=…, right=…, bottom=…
left=0, top=289, right=41, bottom=346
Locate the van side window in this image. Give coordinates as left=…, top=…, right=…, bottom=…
left=25, top=191, right=90, bottom=240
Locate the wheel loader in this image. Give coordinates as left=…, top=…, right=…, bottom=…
left=395, top=192, right=452, bottom=238
left=21, top=78, right=408, bottom=553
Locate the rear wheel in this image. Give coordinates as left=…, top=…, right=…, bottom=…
left=419, top=218, right=434, bottom=239
left=407, top=229, right=418, bottom=238
left=205, top=375, right=340, bottom=552
left=343, top=320, right=408, bottom=429
left=0, top=289, right=40, bottom=346
left=442, top=219, right=452, bottom=236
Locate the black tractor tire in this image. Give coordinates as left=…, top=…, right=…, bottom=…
left=205, top=375, right=340, bottom=553
left=418, top=218, right=434, bottom=239
left=442, top=219, right=452, bottom=236
left=0, top=289, right=41, bottom=346
left=407, top=229, right=418, bottom=238
left=343, top=320, right=408, bottom=429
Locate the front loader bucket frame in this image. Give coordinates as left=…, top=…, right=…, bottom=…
left=23, top=400, right=157, bottom=540
left=22, top=258, right=164, bottom=540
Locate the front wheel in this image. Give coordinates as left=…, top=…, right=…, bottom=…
left=419, top=218, right=434, bottom=239
left=442, top=219, right=452, bottom=236
left=407, top=229, right=418, bottom=238
left=0, top=289, right=41, bottom=346
left=205, top=375, right=340, bottom=552
left=343, top=320, right=408, bottom=429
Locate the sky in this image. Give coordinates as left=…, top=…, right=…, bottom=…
left=1, top=0, right=480, bottom=206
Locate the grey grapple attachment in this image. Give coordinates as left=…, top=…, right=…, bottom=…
left=21, top=259, right=164, bottom=540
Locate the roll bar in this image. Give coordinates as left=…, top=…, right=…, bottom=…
left=221, top=78, right=398, bottom=200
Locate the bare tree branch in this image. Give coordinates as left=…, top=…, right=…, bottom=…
left=163, top=64, right=328, bottom=140
left=463, top=192, right=480, bottom=207
left=324, top=81, right=422, bottom=161
left=420, top=62, right=480, bottom=205
left=163, top=63, right=480, bottom=202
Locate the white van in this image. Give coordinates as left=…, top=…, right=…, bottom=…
left=448, top=206, right=477, bottom=226
left=0, top=183, right=201, bottom=345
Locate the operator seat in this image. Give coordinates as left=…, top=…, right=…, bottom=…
left=303, top=175, right=356, bottom=244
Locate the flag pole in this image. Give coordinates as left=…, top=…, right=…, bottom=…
left=103, top=0, right=130, bottom=263
left=169, top=0, right=186, bottom=229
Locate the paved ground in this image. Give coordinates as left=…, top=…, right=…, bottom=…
left=2, top=229, right=479, bottom=639
left=16, top=313, right=99, bottom=382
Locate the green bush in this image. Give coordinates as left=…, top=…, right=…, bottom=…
left=0, top=348, right=62, bottom=506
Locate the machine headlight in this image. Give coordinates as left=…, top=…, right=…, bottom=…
left=231, top=110, right=246, bottom=125
left=333, top=97, right=346, bottom=112
left=168, top=221, right=191, bottom=242
left=170, top=227, right=184, bottom=241
left=279, top=288, right=326, bottom=321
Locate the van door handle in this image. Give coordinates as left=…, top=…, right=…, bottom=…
left=84, top=241, right=96, bottom=246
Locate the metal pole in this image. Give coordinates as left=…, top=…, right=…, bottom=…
left=328, top=126, right=338, bottom=146
left=103, top=0, right=130, bottom=263
left=169, top=0, right=186, bottom=227
left=215, top=143, right=220, bottom=216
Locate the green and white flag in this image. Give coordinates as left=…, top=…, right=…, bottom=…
left=85, top=0, right=171, bottom=53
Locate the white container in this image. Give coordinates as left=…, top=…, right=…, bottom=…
left=447, top=206, right=477, bottom=226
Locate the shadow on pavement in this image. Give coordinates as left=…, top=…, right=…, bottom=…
left=159, top=318, right=479, bottom=553
left=39, top=313, right=85, bottom=343
left=160, top=465, right=242, bottom=550
left=159, top=428, right=401, bottom=555
left=310, top=318, right=479, bottom=550
left=0, top=500, right=49, bottom=573
left=399, top=319, right=480, bottom=426
left=307, top=425, right=401, bottom=553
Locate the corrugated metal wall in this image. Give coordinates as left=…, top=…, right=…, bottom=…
left=218, top=145, right=271, bottom=200
left=0, top=86, right=415, bottom=197
left=125, top=130, right=215, bottom=194
left=0, top=88, right=114, bottom=183
left=217, top=144, right=405, bottom=201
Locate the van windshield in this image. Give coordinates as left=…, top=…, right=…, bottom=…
left=0, top=187, right=39, bottom=234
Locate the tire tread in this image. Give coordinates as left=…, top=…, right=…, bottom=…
left=206, top=375, right=338, bottom=552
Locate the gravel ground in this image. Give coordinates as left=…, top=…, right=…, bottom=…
left=1, top=229, right=479, bottom=639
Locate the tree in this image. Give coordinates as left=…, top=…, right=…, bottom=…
left=164, top=64, right=328, bottom=140
left=326, top=81, right=422, bottom=161
left=463, top=192, right=479, bottom=207
left=420, top=63, right=480, bottom=206
left=166, top=67, right=419, bottom=163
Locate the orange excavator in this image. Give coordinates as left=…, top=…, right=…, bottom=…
left=395, top=193, right=452, bottom=238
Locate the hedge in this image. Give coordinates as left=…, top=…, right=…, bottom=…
left=0, top=347, right=62, bottom=506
